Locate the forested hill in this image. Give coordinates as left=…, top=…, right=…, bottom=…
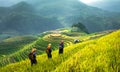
left=0, top=2, right=63, bottom=34
left=0, top=0, right=120, bottom=34
left=28, top=0, right=120, bottom=32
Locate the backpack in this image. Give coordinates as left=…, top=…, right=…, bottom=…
left=46, top=48, right=52, bottom=53
left=46, top=49, right=49, bottom=53
left=28, top=52, right=34, bottom=60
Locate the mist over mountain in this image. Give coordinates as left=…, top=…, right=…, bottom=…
left=1, top=0, right=120, bottom=12
left=88, top=1, right=120, bottom=12
left=0, top=0, right=120, bottom=34
left=28, top=0, right=120, bottom=32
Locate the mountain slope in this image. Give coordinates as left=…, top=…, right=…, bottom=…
left=0, top=35, right=37, bottom=57
left=1, top=12, right=62, bottom=34
left=18, top=0, right=120, bottom=32
left=0, top=0, right=120, bottom=34
left=28, top=0, right=120, bottom=32
left=0, top=2, right=63, bottom=34
left=0, top=30, right=120, bottom=72
left=0, top=30, right=75, bottom=67
left=55, top=30, right=120, bottom=72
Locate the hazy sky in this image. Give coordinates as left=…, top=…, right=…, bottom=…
left=79, top=0, right=120, bottom=12
left=0, top=0, right=118, bottom=7
left=0, top=0, right=120, bottom=12
left=0, top=0, right=26, bottom=6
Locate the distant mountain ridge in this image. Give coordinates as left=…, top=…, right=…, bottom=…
left=0, top=0, right=120, bottom=34
left=29, top=0, right=120, bottom=32
left=0, top=2, right=63, bottom=34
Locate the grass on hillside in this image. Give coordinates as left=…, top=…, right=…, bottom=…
left=0, top=30, right=120, bottom=72
left=0, top=33, right=74, bottom=67
left=0, top=36, right=37, bottom=57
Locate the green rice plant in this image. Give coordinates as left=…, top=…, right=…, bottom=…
left=0, top=30, right=117, bottom=72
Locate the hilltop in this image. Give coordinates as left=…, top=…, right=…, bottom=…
left=0, top=29, right=119, bottom=72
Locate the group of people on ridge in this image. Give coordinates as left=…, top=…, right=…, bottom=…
left=28, top=40, right=64, bottom=66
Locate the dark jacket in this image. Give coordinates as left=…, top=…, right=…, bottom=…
left=59, top=42, right=64, bottom=49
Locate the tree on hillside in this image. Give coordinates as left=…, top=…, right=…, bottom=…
left=71, top=22, right=89, bottom=33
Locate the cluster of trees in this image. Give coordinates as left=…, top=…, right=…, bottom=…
left=71, top=22, right=89, bottom=33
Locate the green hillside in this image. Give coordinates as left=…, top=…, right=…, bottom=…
left=0, top=30, right=75, bottom=67
left=0, top=35, right=38, bottom=66
left=0, top=30, right=119, bottom=72
left=0, top=2, right=63, bottom=34
left=0, top=0, right=120, bottom=34
left=30, top=0, right=120, bottom=32
left=0, top=35, right=37, bottom=57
